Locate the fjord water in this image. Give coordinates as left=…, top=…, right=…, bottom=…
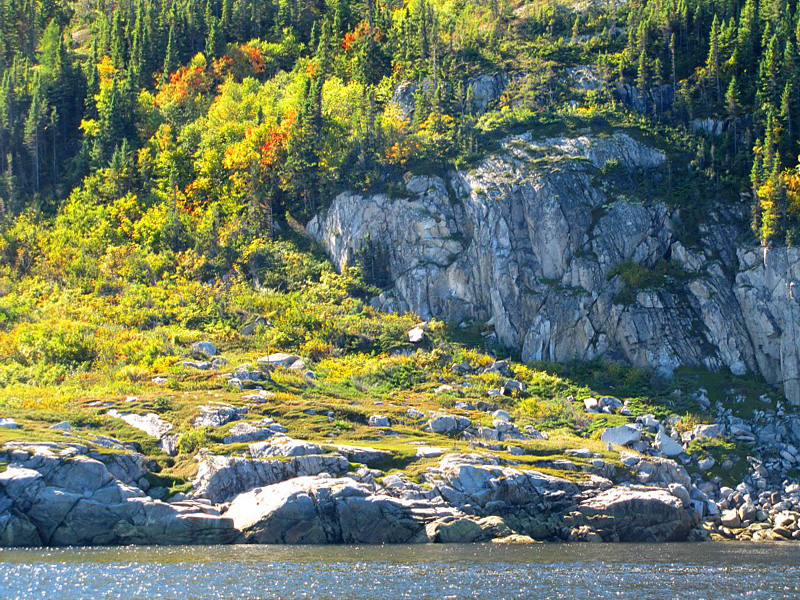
left=1, top=543, right=799, bottom=600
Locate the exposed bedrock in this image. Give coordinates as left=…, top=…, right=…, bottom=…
left=308, top=132, right=800, bottom=404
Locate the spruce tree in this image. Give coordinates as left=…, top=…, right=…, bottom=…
left=757, top=34, right=782, bottom=116
left=162, top=21, right=176, bottom=84
left=110, top=9, right=126, bottom=71
left=706, top=15, right=721, bottom=102
left=726, top=76, right=742, bottom=155
left=24, top=72, right=45, bottom=193
left=205, top=16, right=221, bottom=58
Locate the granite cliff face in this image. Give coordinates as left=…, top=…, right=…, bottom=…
left=735, top=248, right=800, bottom=404
left=307, top=132, right=800, bottom=404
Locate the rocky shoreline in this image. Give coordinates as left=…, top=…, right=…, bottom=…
left=4, top=329, right=800, bottom=548
left=3, top=351, right=800, bottom=547
left=2, top=421, right=799, bottom=546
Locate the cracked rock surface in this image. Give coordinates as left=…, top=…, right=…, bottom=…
left=308, top=132, right=800, bottom=404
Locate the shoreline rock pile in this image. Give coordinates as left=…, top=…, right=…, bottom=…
left=0, top=438, right=700, bottom=547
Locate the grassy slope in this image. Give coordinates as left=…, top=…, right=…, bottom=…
left=0, top=232, right=783, bottom=490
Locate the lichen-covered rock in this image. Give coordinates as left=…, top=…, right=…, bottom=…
left=193, top=404, right=247, bottom=428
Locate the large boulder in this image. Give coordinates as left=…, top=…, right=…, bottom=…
left=693, top=423, right=723, bottom=439
left=106, top=410, right=178, bottom=457
left=428, top=414, right=471, bottom=435
left=573, top=486, right=696, bottom=542
left=425, top=515, right=512, bottom=543
left=601, top=424, right=642, bottom=447
left=257, top=353, right=301, bottom=369
left=655, top=430, right=684, bottom=457
left=191, top=341, right=219, bottom=357
left=226, top=476, right=457, bottom=544
left=619, top=453, right=692, bottom=487
left=368, top=415, right=390, bottom=427
left=193, top=404, right=247, bottom=428
left=332, top=445, right=392, bottom=464
left=248, top=437, right=324, bottom=458
left=222, top=422, right=276, bottom=444
left=107, top=410, right=173, bottom=439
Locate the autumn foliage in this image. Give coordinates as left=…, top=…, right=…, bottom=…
left=155, top=61, right=213, bottom=108
left=260, top=111, right=296, bottom=168
left=342, top=22, right=384, bottom=50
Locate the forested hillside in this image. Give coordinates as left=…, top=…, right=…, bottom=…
left=1, top=0, right=799, bottom=253
left=3, top=0, right=800, bottom=549
left=0, top=0, right=798, bottom=390
left=0, top=0, right=799, bottom=403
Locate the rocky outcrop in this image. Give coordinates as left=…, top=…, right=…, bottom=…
left=107, top=410, right=179, bottom=456
left=193, top=404, right=248, bottom=428
left=431, top=453, right=594, bottom=514
left=735, top=248, right=800, bottom=405
left=307, top=132, right=800, bottom=404
left=191, top=450, right=350, bottom=503
left=0, top=439, right=720, bottom=546
left=391, top=72, right=508, bottom=119
left=224, top=452, right=699, bottom=544
left=567, top=486, right=696, bottom=542
left=613, top=82, right=675, bottom=114
left=0, top=445, right=236, bottom=546
left=227, top=475, right=458, bottom=544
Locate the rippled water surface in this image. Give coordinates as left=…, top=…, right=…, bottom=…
left=2, top=543, right=799, bottom=599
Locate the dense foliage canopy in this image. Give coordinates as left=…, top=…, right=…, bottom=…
left=1, top=0, right=800, bottom=278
